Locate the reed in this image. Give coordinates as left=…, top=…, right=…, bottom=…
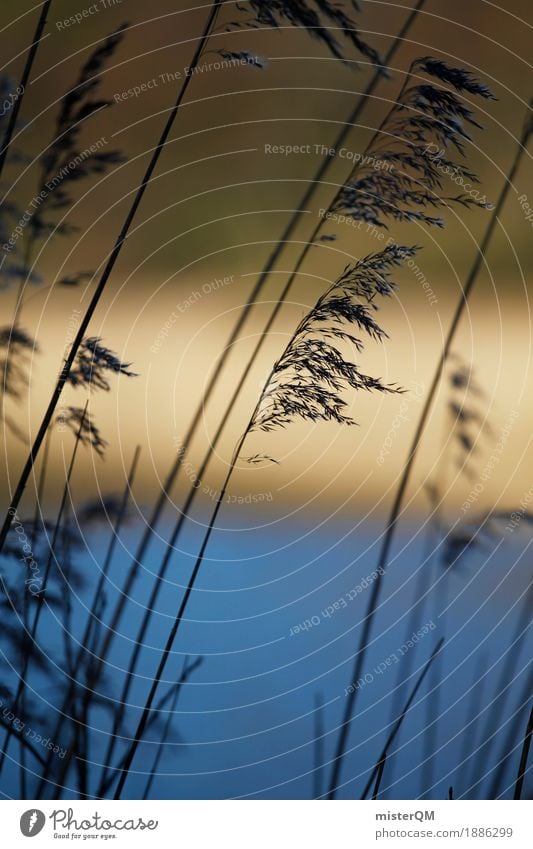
left=326, top=101, right=533, bottom=799
left=0, top=401, right=89, bottom=772
left=485, top=672, right=532, bottom=799
left=112, top=243, right=417, bottom=798
left=313, top=693, right=325, bottom=799
left=361, top=638, right=445, bottom=799
left=0, top=0, right=223, bottom=555
left=35, top=446, right=141, bottom=798
left=0, top=330, right=136, bottom=790
left=28, top=2, right=379, bottom=793
left=97, top=41, right=495, bottom=789
left=141, top=657, right=203, bottom=801
left=75, top=1, right=390, bottom=728
left=420, top=362, right=490, bottom=798
left=1, top=27, right=126, bottom=449
left=0, top=1, right=53, bottom=181
left=513, top=704, right=532, bottom=799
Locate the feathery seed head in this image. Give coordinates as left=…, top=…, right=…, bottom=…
left=230, top=1, right=383, bottom=68
left=66, top=337, right=137, bottom=393
left=249, top=244, right=416, bottom=434
left=334, top=57, right=494, bottom=229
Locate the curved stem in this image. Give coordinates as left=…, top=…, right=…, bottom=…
left=514, top=703, right=533, bottom=800
left=97, top=10, right=428, bottom=792
left=326, top=119, right=532, bottom=800
left=360, top=638, right=445, bottom=799
left=82, top=2, right=428, bottom=700
left=35, top=445, right=141, bottom=798
left=0, top=401, right=88, bottom=774
left=0, top=0, right=223, bottom=557
left=112, top=431, right=248, bottom=799
left=0, top=1, right=52, bottom=181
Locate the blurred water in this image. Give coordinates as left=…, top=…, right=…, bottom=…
left=1, top=506, right=530, bottom=801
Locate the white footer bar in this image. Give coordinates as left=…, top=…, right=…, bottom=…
left=2, top=799, right=531, bottom=848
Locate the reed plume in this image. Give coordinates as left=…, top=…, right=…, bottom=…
left=0, top=330, right=137, bottom=779
left=97, top=44, right=498, bottom=791
left=0, top=28, right=127, bottom=447
left=248, top=245, right=412, bottom=434
left=76, top=4, right=409, bottom=792
left=66, top=338, right=137, bottom=393
left=112, top=243, right=416, bottom=798
left=327, top=98, right=533, bottom=799
left=228, top=0, right=383, bottom=66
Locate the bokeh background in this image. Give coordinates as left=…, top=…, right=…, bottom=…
left=0, top=0, right=531, bottom=800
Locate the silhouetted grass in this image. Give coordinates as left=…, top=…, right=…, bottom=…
left=112, top=243, right=418, bottom=798
left=327, top=100, right=533, bottom=799
left=361, top=638, right=445, bottom=799
left=0, top=0, right=222, bottom=555
left=0, top=1, right=53, bottom=181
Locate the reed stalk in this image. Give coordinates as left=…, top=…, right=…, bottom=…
left=112, top=50, right=496, bottom=794
left=103, top=23, right=478, bottom=791
left=0, top=1, right=52, bottom=180
left=0, top=0, right=223, bottom=556
left=97, top=74, right=420, bottom=794
left=360, top=638, right=445, bottom=799
left=0, top=401, right=88, bottom=773
left=513, top=703, right=533, bottom=800
left=486, top=671, right=532, bottom=798
left=35, top=446, right=141, bottom=797
left=141, top=657, right=202, bottom=801
left=326, top=109, right=533, bottom=799
left=313, top=693, right=325, bottom=799
left=111, top=243, right=419, bottom=798
left=86, top=5, right=428, bottom=721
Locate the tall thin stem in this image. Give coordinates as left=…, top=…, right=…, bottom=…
left=313, top=693, right=325, bottom=799
left=0, top=401, right=88, bottom=773
left=513, top=703, right=533, bottom=800
left=471, top=581, right=533, bottom=790
left=111, top=241, right=405, bottom=796
left=0, top=1, right=52, bottom=181
left=0, top=0, right=223, bottom=556
left=82, top=1, right=428, bottom=694
left=100, top=122, right=383, bottom=793
left=141, top=657, right=202, bottom=801
left=326, top=116, right=533, bottom=799
left=19, top=424, right=52, bottom=797
left=487, top=672, right=532, bottom=798
left=361, top=638, right=445, bottom=799
left=36, top=445, right=141, bottom=798
left=97, top=16, right=427, bottom=787
left=372, top=754, right=387, bottom=800
left=113, top=428, right=251, bottom=798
